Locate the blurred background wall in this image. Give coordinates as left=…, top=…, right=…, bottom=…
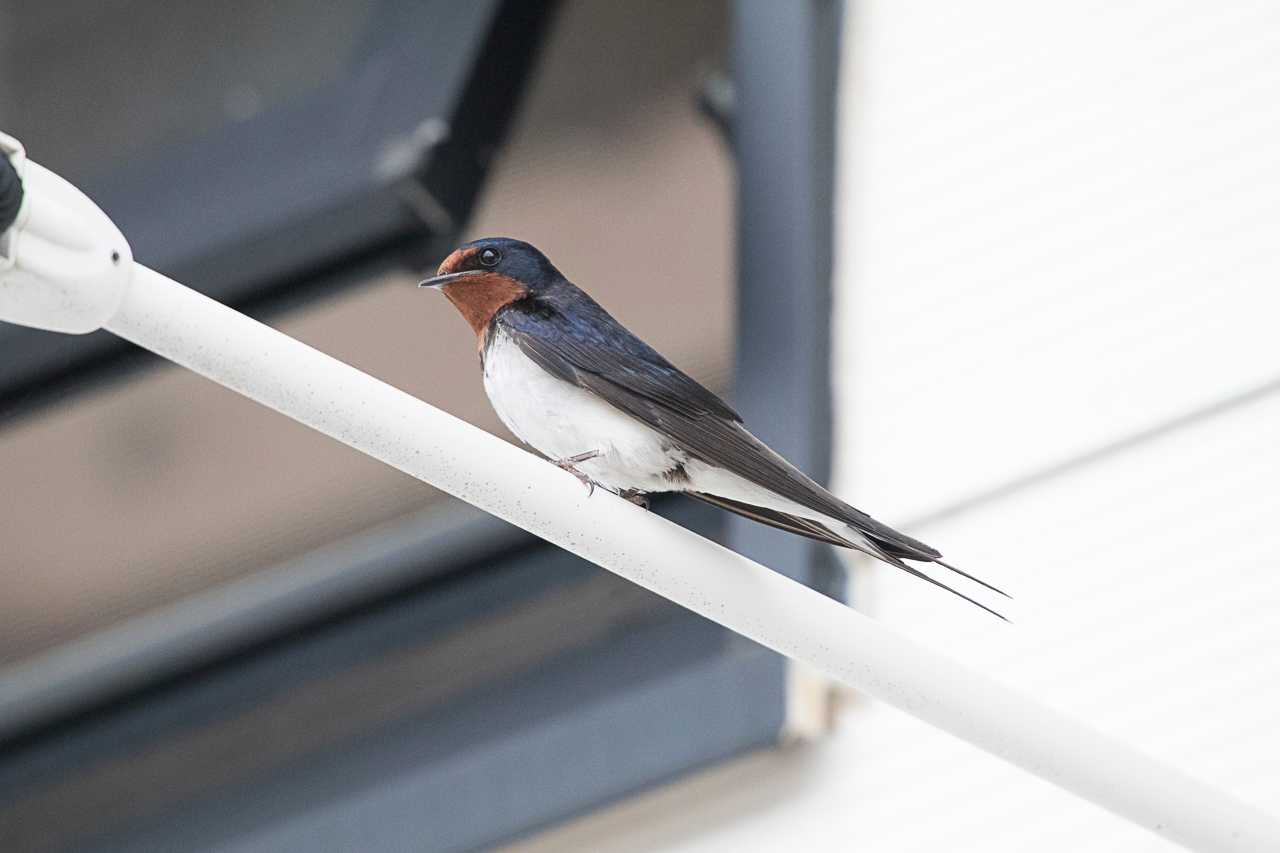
left=502, top=2, right=1280, bottom=851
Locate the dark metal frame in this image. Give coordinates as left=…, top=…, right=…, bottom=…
left=0, top=2, right=841, bottom=851
left=0, top=500, right=788, bottom=853
left=0, top=0, right=554, bottom=424
left=730, top=0, right=842, bottom=597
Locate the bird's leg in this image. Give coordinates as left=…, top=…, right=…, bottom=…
left=553, top=450, right=602, bottom=496
left=618, top=489, right=650, bottom=510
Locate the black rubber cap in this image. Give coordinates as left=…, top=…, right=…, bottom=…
left=0, top=153, right=24, bottom=234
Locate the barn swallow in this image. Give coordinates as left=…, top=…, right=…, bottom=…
left=422, top=237, right=1009, bottom=619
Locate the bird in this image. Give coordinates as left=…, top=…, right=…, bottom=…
left=421, top=237, right=1009, bottom=619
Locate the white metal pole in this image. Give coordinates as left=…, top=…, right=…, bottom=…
left=96, top=263, right=1279, bottom=852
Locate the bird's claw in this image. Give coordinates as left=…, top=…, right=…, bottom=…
left=554, top=450, right=601, bottom=496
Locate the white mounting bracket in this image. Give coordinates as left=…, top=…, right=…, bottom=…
left=0, top=132, right=133, bottom=334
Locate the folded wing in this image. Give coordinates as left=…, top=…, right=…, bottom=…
left=499, top=290, right=940, bottom=561
left=497, top=288, right=1009, bottom=618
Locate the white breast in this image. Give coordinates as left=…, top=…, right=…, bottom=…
left=482, top=328, right=686, bottom=492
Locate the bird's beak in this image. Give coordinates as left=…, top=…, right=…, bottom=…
left=418, top=270, right=485, bottom=289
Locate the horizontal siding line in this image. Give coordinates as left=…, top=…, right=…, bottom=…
left=906, top=373, right=1280, bottom=529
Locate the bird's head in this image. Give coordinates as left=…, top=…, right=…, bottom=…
left=420, top=238, right=561, bottom=341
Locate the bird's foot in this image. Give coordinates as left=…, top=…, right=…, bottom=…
left=554, top=450, right=602, bottom=496
left=618, top=489, right=650, bottom=510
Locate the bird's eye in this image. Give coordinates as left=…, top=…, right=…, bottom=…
left=478, top=248, right=501, bottom=267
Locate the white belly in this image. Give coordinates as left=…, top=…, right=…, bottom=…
left=482, top=329, right=685, bottom=492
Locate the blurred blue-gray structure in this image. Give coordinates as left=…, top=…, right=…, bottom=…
left=0, top=2, right=842, bottom=851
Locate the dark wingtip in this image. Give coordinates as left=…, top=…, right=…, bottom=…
left=935, top=559, right=1013, bottom=600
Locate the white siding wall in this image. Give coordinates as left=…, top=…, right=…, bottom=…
left=826, top=3, right=1280, bottom=848
left=505, top=3, right=1280, bottom=850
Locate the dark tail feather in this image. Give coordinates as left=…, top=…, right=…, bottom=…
left=858, top=539, right=1010, bottom=623
left=892, top=561, right=1010, bottom=622
left=687, top=492, right=1009, bottom=622
left=935, top=560, right=1012, bottom=599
